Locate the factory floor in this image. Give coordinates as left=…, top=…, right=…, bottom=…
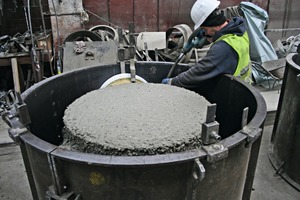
left=0, top=88, right=300, bottom=200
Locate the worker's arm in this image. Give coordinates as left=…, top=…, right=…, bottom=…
left=170, top=41, right=238, bottom=89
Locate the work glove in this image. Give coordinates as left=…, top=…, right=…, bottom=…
left=162, top=78, right=172, bottom=85
left=182, top=29, right=206, bottom=54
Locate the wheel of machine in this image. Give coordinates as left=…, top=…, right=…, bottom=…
left=161, top=24, right=193, bottom=63
left=89, top=25, right=118, bottom=41
left=64, top=30, right=102, bottom=43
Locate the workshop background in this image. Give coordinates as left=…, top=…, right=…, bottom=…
left=0, top=0, right=299, bottom=92
left=0, top=0, right=299, bottom=41
left=0, top=1, right=300, bottom=200
left=0, top=0, right=299, bottom=43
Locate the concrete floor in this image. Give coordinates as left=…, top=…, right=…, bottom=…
left=0, top=119, right=32, bottom=200
left=0, top=90, right=300, bottom=200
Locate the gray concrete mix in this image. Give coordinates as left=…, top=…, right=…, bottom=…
left=62, top=83, right=210, bottom=155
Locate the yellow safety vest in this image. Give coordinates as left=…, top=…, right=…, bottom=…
left=216, top=32, right=252, bottom=84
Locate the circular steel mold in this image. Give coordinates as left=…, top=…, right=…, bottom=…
left=269, top=53, right=300, bottom=191
left=7, top=62, right=266, bottom=200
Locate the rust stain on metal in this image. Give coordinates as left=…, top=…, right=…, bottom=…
left=89, top=172, right=105, bottom=186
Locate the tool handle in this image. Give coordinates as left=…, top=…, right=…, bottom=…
left=167, top=27, right=206, bottom=78
left=167, top=53, right=185, bottom=78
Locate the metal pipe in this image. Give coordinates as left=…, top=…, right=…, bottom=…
left=50, top=0, right=61, bottom=74
left=265, top=28, right=300, bottom=32
left=43, top=12, right=81, bottom=16
left=39, top=0, right=54, bottom=75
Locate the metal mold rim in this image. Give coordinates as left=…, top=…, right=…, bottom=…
left=19, top=63, right=267, bottom=166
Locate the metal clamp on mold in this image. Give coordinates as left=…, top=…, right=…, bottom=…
left=128, top=22, right=136, bottom=83
left=202, top=143, right=228, bottom=163
left=240, top=107, right=262, bottom=147
left=2, top=92, right=31, bottom=143
left=45, top=185, right=81, bottom=200
left=201, top=104, right=228, bottom=163
left=117, top=27, right=126, bottom=74
left=201, top=104, right=221, bottom=145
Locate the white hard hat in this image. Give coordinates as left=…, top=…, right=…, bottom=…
left=191, top=0, right=221, bottom=30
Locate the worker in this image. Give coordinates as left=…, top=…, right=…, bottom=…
left=162, top=0, right=252, bottom=89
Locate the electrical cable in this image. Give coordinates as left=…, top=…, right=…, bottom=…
left=23, top=6, right=30, bottom=33
left=27, top=0, right=43, bottom=83
left=84, top=9, right=119, bottom=29
left=27, top=0, right=34, bottom=49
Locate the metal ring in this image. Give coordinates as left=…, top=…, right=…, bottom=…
left=165, top=24, right=193, bottom=63
left=64, top=30, right=102, bottom=43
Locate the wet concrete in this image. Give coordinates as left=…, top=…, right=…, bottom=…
left=62, top=83, right=210, bottom=155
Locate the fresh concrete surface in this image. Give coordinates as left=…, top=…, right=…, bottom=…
left=0, top=89, right=299, bottom=200
left=63, top=83, right=209, bottom=155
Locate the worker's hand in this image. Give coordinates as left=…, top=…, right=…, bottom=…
left=162, top=78, right=172, bottom=85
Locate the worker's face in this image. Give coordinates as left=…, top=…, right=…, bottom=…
left=201, top=26, right=220, bottom=42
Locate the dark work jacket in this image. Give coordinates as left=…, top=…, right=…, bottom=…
left=171, top=17, right=248, bottom=89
